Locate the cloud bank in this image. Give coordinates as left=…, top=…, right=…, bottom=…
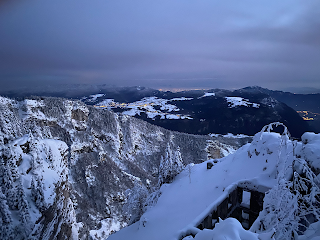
left=0, top=0, right=319, bottom=91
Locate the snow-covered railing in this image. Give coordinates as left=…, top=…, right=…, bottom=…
left=177, top=180, right=270, bottom=240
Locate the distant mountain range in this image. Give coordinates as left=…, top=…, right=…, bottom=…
left=1, top=85, right=319, bottom=137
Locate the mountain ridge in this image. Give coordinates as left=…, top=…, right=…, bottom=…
left=2, top=85, right=315, bottom=136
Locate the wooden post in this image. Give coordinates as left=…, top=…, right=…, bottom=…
left=203, top=214, right=213, bottom=229
left=228, top=188, right=238, bottom=208
left=230, top=207, right=242, bottom=222
left=237, top=187, right=243, bottom=205
left=217, top=198, right=228, bottom=219
left=249, top=191, right=265, bottom=226
left=250, top=191, right=264, bottom=213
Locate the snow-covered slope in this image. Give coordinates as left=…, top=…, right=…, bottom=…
left=96, top=96, right=193, bottom=120
left=225, top=97, right=260, bottom=108
left=82, top=87, right=310, bottom=138
left=109, top=124, right=320, bottom=240
left=0, top=96, right=250, bottom=239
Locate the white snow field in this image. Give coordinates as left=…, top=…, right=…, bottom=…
left=96, top=96, right=193, bottom=120
left=108, top=123, right=320, bottom=240
left=198, top=92, right=216, bottom=98
left=225, top=97, right=260, bottom=108
left=95, top=94, right=264, bottom=121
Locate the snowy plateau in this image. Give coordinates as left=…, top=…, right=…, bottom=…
left=0, top=95, right=319, bottom=240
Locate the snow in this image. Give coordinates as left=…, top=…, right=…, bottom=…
left=25, top=99, right=45, bottom=108
left=300, top=132, right=320, bottom=170
left=261, top=97, right=278, bottom=108
left=122, top=171, right=142, bottom=182
left=33, top=139, right=68, bottom=205
left=160, top=103, right=179, bottom=112
left=5, top=134, right=69, bottom=232
left=252, top=103, right=260, bottom=108
left=0, top=96, right=15, bottom=105
left=19, top=99, right=47, bottom=120
left=122, top=108, right=141, bottom=116
left=12, top=136, right=68, bottom=206
left=96, top=97, right=192, bottom=120
left=209, top=133, right=251, bottom=138
left=85, top=165, right=98, bottom=186
left=89, top=218, right=122, bottom=240
left=181, top=115, right=193, bottom=120
left=192, top=218, right=260, bottom=240
left=166, top=114, right=180, bottom=119
left=108, top=130, right=286, bottom=240
left=298, top=221, right=320, bottom=240
left=95, top=99, right=116, bottom=108
left=170, top=97, right=193, bottom=101
left=107, top=122, right=319, bottom=240
left=225, top=97, right=260, bottom=108
left=87, top=94, right=105, bottom=102
left=198, top=92, right=216, bottom=98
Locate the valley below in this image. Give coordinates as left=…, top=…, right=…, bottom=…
left=0, top=96, right=249, bottom=239
left=0, top=86, right=319, bottom=240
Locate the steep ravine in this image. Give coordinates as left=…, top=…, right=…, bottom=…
left=0, top=96, right=251, bottom=239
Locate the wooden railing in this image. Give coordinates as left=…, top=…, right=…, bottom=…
left=178, top=183, right=269, bottom=240
left=197, top=187, right=265, bottom=230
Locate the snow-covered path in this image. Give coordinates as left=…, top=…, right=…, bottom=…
left=109, top=132, right=286, bottom=240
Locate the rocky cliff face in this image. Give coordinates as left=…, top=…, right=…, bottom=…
left=0, top=96, right=250, bottom=239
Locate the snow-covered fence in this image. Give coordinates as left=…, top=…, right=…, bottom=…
left=196, top=185, right=267, bottom=230
left=178, top=181, right=270, bottom=240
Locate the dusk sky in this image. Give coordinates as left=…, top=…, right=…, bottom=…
left=0, top=0, right=319, bottom=91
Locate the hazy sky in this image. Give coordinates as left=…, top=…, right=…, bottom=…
left=0, top=0, right=319, bottom=91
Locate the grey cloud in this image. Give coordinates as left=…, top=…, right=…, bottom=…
left=0, top=0, right=320, bottom=91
